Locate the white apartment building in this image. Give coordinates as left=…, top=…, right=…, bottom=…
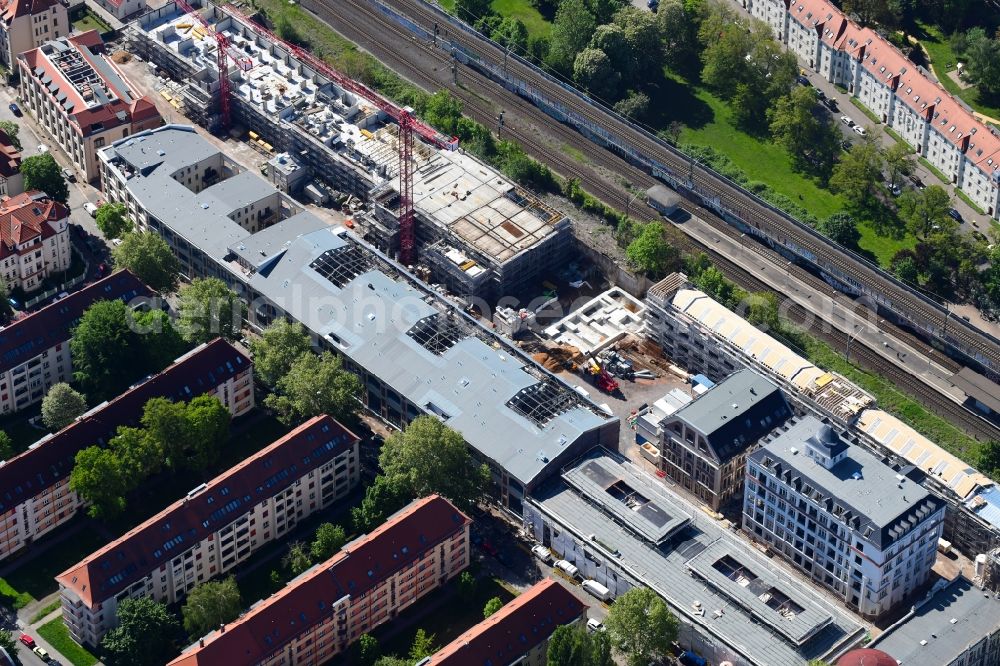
left=0, top=190, right=70, bottom=293
left=0, top=0, right=67, bottom=71
left=17, top=31, right=161, bottom=183
left=169, top=495, right=472, bottom=666
left=744, top=416, right=945, bottom=618
left=57, top=415, right=360, bottom=646
left=0, top=338, right=253, bottom=562
left=0, top=270, right=151, bottom=418
left=744, top=0, right=1000, bottom=217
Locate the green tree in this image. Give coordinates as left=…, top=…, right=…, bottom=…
left=101, top=597, right=180, bottom=666
left=283, top=541, right=313, bottom=575
left=420, top=90, right=464, bottom=136
left=0, top=121, right=21, bottom=151
left=768, top=87, right=840, bottom=175
left=265, top=351, right=361, bottom=425
left=962, top=28, right=1000, bottom=96
left=269, top=569, right=283, bottom=592
left=891, top=251, right=920, bottom=285
left=745, top=291, right=781, bottom=332
left=830, top=134, right=884, bottom=210
left=71, top=299, right=144, bottom=401
left=604, top=587, right=678, bottom=666
left=131, top=309, right=189, bottom=371
left=0, top=278, right=12, bottom=321
left=183, top=394, right=231, bottom=471
left=883, top=141, right=916, bottom=190
left=112, top=232, right=180, bottom=294
left=547, top=624, right=614, bottom=666
left=0, top=431, right=12, bottom=460
left=95, top=202, right=132, bottom=240
left=182, top=577, right=242, bottom=638
left=898, top=185, right=953, bottom=239
left=818, top=211, right=860, bottom=247
left=455, top=0, right=493, bottom=22
left=274, top=12, right=302, bottom=45
left=483, top=596, right=504, bottom=618
left=590, top=24, right=631, bottom=82
left=843, top=0, right=900, bottom=27
left=548, top=0, right=597, bottom=73
left=459, top=570, right=478, bottom=602
left=41, top=383, right=87, bottom=431
left=625, top=222, right=681, bottom=277
left=177, top=278, right=244, bottom=344
left=977, top=440, right=1000, bottom=477
left=374, top=658, right=413, bottom=666
left=378, top=415, right=490, bottom=510
left=352, top=474, right=411, bottom=533
left=573, top=48, right=621, bottom=101
left=357, top=634, right=381, bottom=666
left=612, top=7, right=663, bottom=83
left=409, top=628, right=438, bottom=662
left=586, top=0, right=627, bottom=24
left=111, top=426, right=163, bottom=480
left=613, top=91, right=650, bottom=122
left=493, top=17, right=529, bottom=54
left=69, top=446, right=130, bottom=518
left=656, top=0, right=702, bottom=73
left=20, top=153, right=68, bottom=203
left=311, top=523, right=347, bottom=561
left=249, top=320, right=313, bottom=387
left=0, top=629, right=18, bottom=659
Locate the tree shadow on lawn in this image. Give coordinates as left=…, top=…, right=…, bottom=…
left=645, top=76, right=713, bottom=131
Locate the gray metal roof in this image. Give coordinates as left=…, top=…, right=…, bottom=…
left=229, top=212, right=329, bottom=271
left=248, top=228, right=617, bottom=488
left=752, top=416, right=941, bottom=549
left=871, top=576, right=1000, bottom=664
left=561, top=453, right=691, bottom=544
left=199, top=170, right=278, bottom=214
left=669, top=368, right=791, bottom=462
left=530, top=452, right=864, bottom=666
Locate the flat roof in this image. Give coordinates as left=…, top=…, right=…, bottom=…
left=228, top=212, right=329, bottom=271
left=561, top=451, right=691, bottom=544
left=248, top=228, right=617, bottom=488
left=952, top=366, right=1000, bottom=414
left=530, top=452, right=863, bottom=666
left=871, top=576, right=1000, bottom=664
left=754, top=416, right=940, bottom=549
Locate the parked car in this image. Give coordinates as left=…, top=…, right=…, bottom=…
left=37, top=144, right=48, bottom=154
left=796, top=75, right=810, bottom=86
left=8, top=102, right=21, bottom=116
left=909, top=174, right=925, bottom=189
left=853, top=125, right=867, bottom=136
left=61, top=167, right=76, bottom=183
left=841, top=140, right=852, bottom=151
left=948, top=208, right=963, bottom=222
left=554, top=559, right=579, bottom=578
left=816, top=89, right=826, bottom=100
left=531, top=544, right=553, bottom=563
left=111, top=238, right=123, bottom=247
left=83, top=202, right=98, bottom=217
left=586, top=618, right=605, bottom=632
left=582, top=579, right=612, bottom=601
left=33, top=646, right=50, bottom=661
left=823, top=97, right=838, bottom=111
left=8, top=297, right=20, bottom=310
left=18, top=634, right=35, bottom=648
left=840, top=115, right=855, bottom=126
left=889, top=182, right=902, bottom=196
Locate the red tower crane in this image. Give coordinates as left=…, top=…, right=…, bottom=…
left=222, top=4, right=458, bottom=266
left=173, top=0, right=253, bottom=130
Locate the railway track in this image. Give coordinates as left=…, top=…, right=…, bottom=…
left=296, top=0, right=995, bottom=439
left=375, top=0, right=1000, bottom=379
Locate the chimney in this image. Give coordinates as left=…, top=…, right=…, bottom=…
left=219, top=623, right=225, bottom=633
left=199, top=639, right=204, bottom=647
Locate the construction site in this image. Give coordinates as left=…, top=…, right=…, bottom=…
left=127, top=1, right=573, bottom=302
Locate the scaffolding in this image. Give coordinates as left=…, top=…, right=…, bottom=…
left=506, top=378, right=582, bottom=428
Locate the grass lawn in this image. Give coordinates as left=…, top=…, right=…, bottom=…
left=490, top=0, right=551, bottom=39
left=0, top=407, right=46, bottom=454
left=916, top=22, right=1000, bottom=121
left=918, top=156, right=950, bottom=184
left=1, top=525, right=108, bottom=602
left=0, top=577, right=31, bottom=609
left=855, top=220, right=916, bottom=266
left=37, top=618, right=98, bottom=666
left=677, top=84, right=845, bottom=220
left=71, top=9, right=112, bottom=35
left=30, top=599, right=63, bottom=624
left=849, top=97, right=881, bottom=125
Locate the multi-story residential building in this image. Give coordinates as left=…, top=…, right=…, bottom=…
left=0, top=338, right=253, bottom=562
left=17, top=31, right=161, bottom=183
left=0, top=190, right=70, bottom=293
left=639, top=368, right=792, bottom=512
left=0, top=128, right=22, bottom=196
left=868, top=575, right=1000, bottom=666
left=0, top=0, right=67, bottom=71
left=744, top=415, right=945, bottom=618
left=168, top=495, right=471, bottom=666
left=424, top=578, right=586, bottom=666
left=90, top=0, right=144, bottom=21
left=744, top=0, right=1000, bottom=218
left=0, top=270, right=152, bottom=416
left=57, top=415, right=361, bottom=646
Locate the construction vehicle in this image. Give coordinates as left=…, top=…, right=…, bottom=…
left=583, top=352, right=619, bottom=395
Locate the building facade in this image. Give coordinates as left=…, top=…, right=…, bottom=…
left=0, top=0, right=67, bottom=71
left=424, top=578, right=586, bottom=666
left=0, top=270, right=151, bottom=417
left=17, top=31, right=161, bottom=183
left=644, top=369, right=792, bottom=512
left=168, top=495, right=471, bottom=666
left=0, top=128, right=22, bottom=196
left=0, top=338, right=253, bottom=562
left=0, top=190, right=70, bottom=293
left=57, top=415, right=360, bottom=646
left=744, top=0, right=1000, bottom=218
left=744, top=416, right=946, bottom=618
left=90, top=0, right=144, bottom=21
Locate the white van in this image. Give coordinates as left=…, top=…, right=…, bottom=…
left=554, top=559, right=579, bottom=578
left=582, top=579, right=612, bottom=602
left=531, top=545, right=552, bottom=563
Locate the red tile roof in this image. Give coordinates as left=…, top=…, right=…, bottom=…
left=0, top=338, right=251, bottom=513
left=0, top=0, right=59, bottom=21
left=168, top=495, right=471, bottom=666
left=57, top=415, right=360, bottom=607
left=425, top=579, right=587, bottom=666
left=0, top=191, right=67, bottom=258
left=0, top=130, right=20, bottom=179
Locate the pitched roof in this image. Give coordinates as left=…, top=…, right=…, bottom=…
left=0, top=0, right=59, bottom=21
left=168, top=495, right=471, bottom=666
left=0, top=191, right=67, bottom=255
left=0, top=338, right=251, bottom=513
left=0, top=130, right=20, bottom=179
left=0, top=269, right=151, bottom=374
left=57, top=415, right=359, bottom=607
left=425, top=579, right=586, bottom=666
